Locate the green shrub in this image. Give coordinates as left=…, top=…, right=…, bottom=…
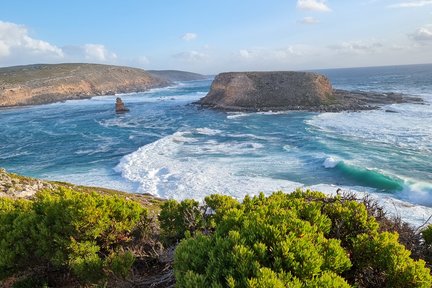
left=352, top=232, right=432, bottom=288
left=106, top=250, right=135, bottom=279
left=204, top=194, right=240, bottom=226
left=322, top=198, right=379, bottom=247
left=0, top=198, right=37, bottom=278
left=11, top=275, right=48, bottom=288
left=159, top=198, right=204, bottom=244
left=0, top=187, right=147, bottom=284
left=422, top=224, right=432, bottom=246
left=175, top=191, right=352, bottom=287
left=173, top=190, right=432, bottom=288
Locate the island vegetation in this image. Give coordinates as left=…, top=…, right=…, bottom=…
left=1, top=169, right=432, bottom=287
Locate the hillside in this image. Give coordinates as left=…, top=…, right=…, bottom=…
left=147, top=70, right=207, bottom=81
left=0, top=63, right=170, bottom=107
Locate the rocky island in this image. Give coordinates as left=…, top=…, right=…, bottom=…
left=197, top=71, right=423, bottom=112
left=0, top=63, right=205, bottom=107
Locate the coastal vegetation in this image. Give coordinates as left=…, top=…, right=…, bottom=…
left=1, top=170, right=432, bottom=287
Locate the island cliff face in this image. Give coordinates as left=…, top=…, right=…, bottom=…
left=0, top=63, right=170, bottom=107
left=198, top=71, right=423, bottom=112
left=200, top=72, right=333, bottom=110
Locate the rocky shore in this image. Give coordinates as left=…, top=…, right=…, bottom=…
left=197, top=71, right=424, bottom=112
left=0, top=168, right=53, bottom=198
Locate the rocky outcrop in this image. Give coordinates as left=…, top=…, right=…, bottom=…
left=115, top=97, right=129, bottom=113
left=0, top=63, right=171, bottom=107
left=0, top=168, right=53, bottom=198
left=197, top=71, right=423, bottom=112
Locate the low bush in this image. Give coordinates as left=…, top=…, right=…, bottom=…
left=0, top=187, right=147, bottom=284
left=172, top=190, right=432, bottom=288
left=159, top=198, right=204, bottom=244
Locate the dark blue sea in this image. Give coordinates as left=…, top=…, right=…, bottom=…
left=1, top=64, right=432, bottom=225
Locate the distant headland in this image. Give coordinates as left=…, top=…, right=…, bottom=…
left=197, top=71, right=424, bottom=112
left=0, top=63, right=205, bottom=107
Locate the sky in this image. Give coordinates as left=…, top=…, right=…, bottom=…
left=0, top=0, right=431, bottom=74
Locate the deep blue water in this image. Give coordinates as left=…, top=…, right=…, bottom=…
left=1, top=64, right=432, bottom=224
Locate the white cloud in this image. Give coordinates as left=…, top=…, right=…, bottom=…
left=298, top=16, right=320, bottom=24
left=297, top=0, right=331, bottom=12
left=181, top=32, right=198, bottom=41
left=61, top=44, right=117, bottom=63
left=329, top=40, right=384, bottom=54
left=84, top=44, right=117, bottom=61
left=410, top=25, right=432, bottom=42
left=0, top=21, right=63, bottom=61
left=389, top=0, right=432, bottom=8
left=172, top=50, right=207, bottom=62
left=0, top=21, right=121, bottom=66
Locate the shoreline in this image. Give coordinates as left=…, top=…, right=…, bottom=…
left=196, top=89, right=425, bottom=113
left=2, top=167, right=432, bottom=229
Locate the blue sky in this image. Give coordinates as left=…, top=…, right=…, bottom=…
left=0, top=0, right=431, bottom=73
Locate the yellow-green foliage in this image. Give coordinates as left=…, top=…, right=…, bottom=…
left=172, top=190, right=432, bottom=288
left=159, top=199, right=204, bottom=244
left=0, top=187, right=146, bottom=282
left=422, top=224, right=432, bottom=246
left=352, top=232, right=432, bottom=288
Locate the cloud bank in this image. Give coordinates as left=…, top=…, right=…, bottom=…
left=0, top=21, right=118, bottom=66
left=0, top=21, right=63, bottom=62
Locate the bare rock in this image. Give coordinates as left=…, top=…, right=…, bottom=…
left=0, top=168, right=53, bottom=198
left=115, top=97, right=130, bottom=113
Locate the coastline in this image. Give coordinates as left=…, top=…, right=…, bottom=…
left=0, top=63, right=207, bottom=108
left=197, top=89, right=424, bottom=113
left=2, top=167, right=432, bottom=229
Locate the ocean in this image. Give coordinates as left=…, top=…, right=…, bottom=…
left=1, top=64, right=431, bottom=226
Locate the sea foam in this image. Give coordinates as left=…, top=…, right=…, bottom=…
left=323, top=157, right=340, bottom=168
left=115, top=129, right=432, bottom=227
left=115, top=129, right=299, bottom=199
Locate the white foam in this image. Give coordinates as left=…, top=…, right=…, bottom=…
left=114, top=128, right=432, bottom=228
left=323, top=157, right=340, bottom=168
left=115, top=130, right=299, bottom=200
left=227, top=110, right=293, bottom=120
left=195, top=127, right=223, bottom=136
left=397, top=180, right=432, bottom=206
left=306, top=104, right=432, bottom=153
left=227, top=112, right=249, bottom=119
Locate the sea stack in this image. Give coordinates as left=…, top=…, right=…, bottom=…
left=115, top=97, right=129, bottom=113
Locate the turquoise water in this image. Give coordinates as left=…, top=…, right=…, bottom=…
left=1, top=64, right=432, bottom=224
